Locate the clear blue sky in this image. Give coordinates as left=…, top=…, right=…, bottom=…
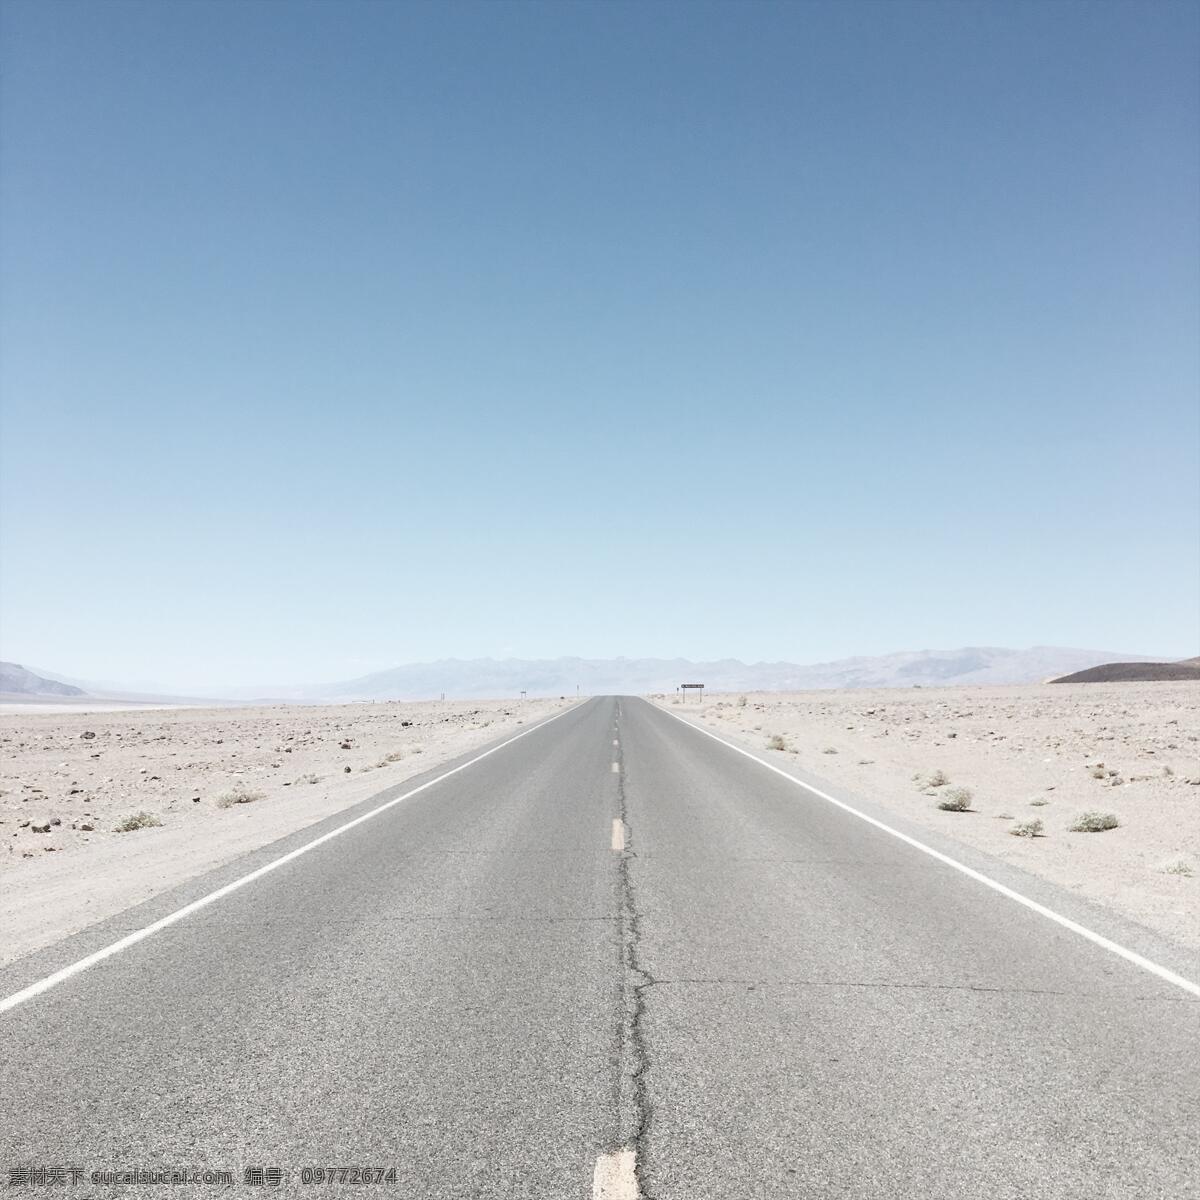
left=1, top=0, right=1196, bottom=690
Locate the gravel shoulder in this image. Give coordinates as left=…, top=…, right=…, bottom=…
left=0, top=697, right=575, bottom=966
left=651, top=682, right=1200, bottom=949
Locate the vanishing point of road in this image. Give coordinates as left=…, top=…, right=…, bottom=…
left=1, top=697, right=1197, bottom=1198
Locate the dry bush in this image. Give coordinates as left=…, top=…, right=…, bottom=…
left=937, top=787, right=973, bottom=812
left=114, top=811, right=162, bottom=833
left=1070, top=811, right=1120, bottom=833
left=1010, top=818, right=1044, bottom=838
left=216, top=783, right=265, bottom=809
left=1160, top=858, right=1193, bottom=877
left=915, top=769, right=950, bottom=790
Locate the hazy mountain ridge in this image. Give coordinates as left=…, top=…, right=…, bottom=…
left=5, top=647, right=1182, bottom=704
left=0, top=662, right=86, bottom=697
left=292, top=646, right=1171, bottom=701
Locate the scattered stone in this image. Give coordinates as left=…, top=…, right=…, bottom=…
left=80, top=731, right=96, bottom=739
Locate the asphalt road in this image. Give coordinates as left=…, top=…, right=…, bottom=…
left=1, top=696, right=1197, bottom=1198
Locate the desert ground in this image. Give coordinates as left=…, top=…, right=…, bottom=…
left=0, top=696, right=573, bottom=965
left=654, top=682, right=1199, bottom=948
left=3, top=684, right=1195, bottom=969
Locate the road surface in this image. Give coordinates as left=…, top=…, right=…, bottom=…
left=1, top=697, right=1197, bottom=1197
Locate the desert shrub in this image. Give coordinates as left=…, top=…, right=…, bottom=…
left=937, top=787, right=973, bottom=812
left=216, top=783, right=265, bottom=809
left=766, top=734, right=787, bottom=751
left=1070, top=811, right=1119, bottom=833
left=737, top=695, right=748, bottom=707
left=822, top=747, right=838, bottom=755
left=1160, top=858, right=1194, bottom=877
left=1010, top=818, right=1044, bottom=838
left=372, top=753, right=404, bottom=768
left=114, top=811, right=162, bottom=833
left=915, top=769, right=950, bottom=790
left=1029, top=798, right=1049, bottom=807
left=1088, top=764, right=1107, bottom=779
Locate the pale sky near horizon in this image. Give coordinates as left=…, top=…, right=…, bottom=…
left=1, top=0, right=1197, bottom=691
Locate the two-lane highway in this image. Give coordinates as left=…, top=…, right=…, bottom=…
left=1, top=697, right=1197, bottom=1198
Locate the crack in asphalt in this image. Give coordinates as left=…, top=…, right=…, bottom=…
left=613, top=705, right=656, bottom=1200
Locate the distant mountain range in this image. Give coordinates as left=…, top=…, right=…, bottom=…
left=3, top=647, right=1187, bottom=703
left=242, top=646, right=1178, bottom=700
left=0, top=662, right=86, bottom=697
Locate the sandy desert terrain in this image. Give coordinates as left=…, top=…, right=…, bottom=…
left=0, top=696, right=574, bottom=965
left=654, top=682, right=1199, bottom=948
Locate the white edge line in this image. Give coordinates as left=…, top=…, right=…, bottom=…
left=660, top=705, right=1200, bottom=999
left=0, top=703, right=581, bottom=1016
